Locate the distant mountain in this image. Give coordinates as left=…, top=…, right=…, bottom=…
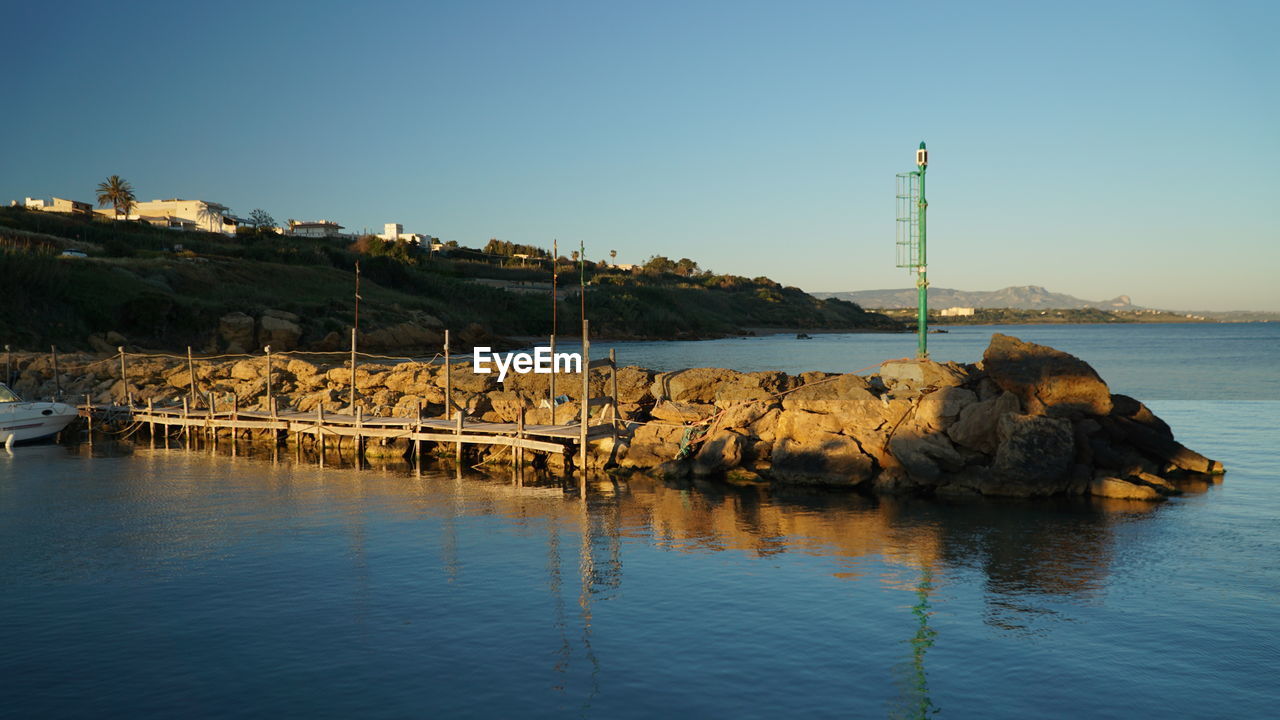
left=814, top=285, right=1137, bottom=311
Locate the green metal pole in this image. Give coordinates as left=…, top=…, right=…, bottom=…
left=916, top=141, right=928, bottom=359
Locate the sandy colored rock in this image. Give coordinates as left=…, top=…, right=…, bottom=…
left=983, top=333, right=1112, bottom=417
left=946, top=390, right=1021, bottom=454
left=771, top=432, right=875, bottom=486
left=914, top=386, right=977, bottom=432
left=879, top=359, right=968, bottom=391
left=219, top=312, right=255, bottom=353
left=693, top=430, right=747, bottom=476
left=258, top=314, right=302, bottom=352
left=230, top=359, right=265, bottom=381
left=1089, top=475, right=1164, bottom=501
left=775, top=409, right=843, bottom=440
left=651, top=400, right=715, bottom=423
left=620, top=423, right=683, bottom=468
left=718, top=401, right=772, bottom=431
left=889, top=432, right=965, bottom=481
left=363, top=322, right=443, bottom=351
left=651, top=368, right=745, bottom=404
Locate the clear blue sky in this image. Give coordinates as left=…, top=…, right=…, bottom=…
left=3, top=0, right=1277, bottom=310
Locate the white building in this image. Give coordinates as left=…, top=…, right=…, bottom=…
left=377, top=222, right=435, bottom=247
left=21, top=196, right=94, bottom=216
left=95, top=198, right=240, bottom=234
left=939, top=307, right=976, bottom=317
left=288, top=219, right=346, bottom=239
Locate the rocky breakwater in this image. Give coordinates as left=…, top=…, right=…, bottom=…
left=6, top=334, right=1222, bottom=501
left=621, top=334, right=1223, bottom=501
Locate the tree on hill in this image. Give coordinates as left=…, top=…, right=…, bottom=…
left=248, top=209, right=275, bottom=229
left=642, top=255, right=677, bottom=274
left=95, top=175, right=136, bottom=221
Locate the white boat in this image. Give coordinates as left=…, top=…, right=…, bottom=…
left=0, top=384, right=80, bottom=446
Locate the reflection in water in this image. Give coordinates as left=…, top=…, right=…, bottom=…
left=24, top=441, right=1181, bottom=717
left=892, top=567, right=939, bottom=720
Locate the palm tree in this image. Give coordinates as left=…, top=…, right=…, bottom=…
left=197, top=203, right=228, bottom=233
left=610, top=249, right=617, bottom=265
left=95, top=175, right=136, bottom=221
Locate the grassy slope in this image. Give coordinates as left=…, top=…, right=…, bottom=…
left=0, top=207, right=898, bottom=350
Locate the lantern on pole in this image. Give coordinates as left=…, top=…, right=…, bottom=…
left=896, top=141, right=929, bottom=358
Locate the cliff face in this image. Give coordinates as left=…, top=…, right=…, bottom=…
left=6, top=334, right=1222, bottom=501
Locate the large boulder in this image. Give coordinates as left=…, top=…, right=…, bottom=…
left=363, top=322, right=443, bottom=351
left=946, top=391, right=1021, bottom=454
left=651, top=368, right=745, bottom=404
left=719, top=401, right=773, bottom=431
left=774, top=408, right=843, bottom=440
left=889, top=432, right=965, bottom=482
left=693, top=430, right=747, bottom=476
left=620, top=423, right=683, bottom=468
left=258, top=313, right=302, bottom=352
left=879, top=360, right=968, bottom=391
left=1101, top=415, right=1224, bottom=475
left=770, top=432, right=875, bottom=486
left=989, top=412, right=1076, bottom=494
left=1089, top=474, right=1164, bottom=501
left=982, top=334, right=1112, bottom=416
left=219, top=312, right=255, bottom=354
left=782, top=373, right=887, bottom=436
left=914, top=386, right=978, bottom=432
left=616, top=367, right=656, bottom=405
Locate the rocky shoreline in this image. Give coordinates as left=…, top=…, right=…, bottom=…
left=6, top=334, right=1222, bottom=501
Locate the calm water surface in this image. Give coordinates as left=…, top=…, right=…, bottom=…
left=2, top=324, right=1277, bottom=718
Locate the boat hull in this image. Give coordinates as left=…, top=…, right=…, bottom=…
left=0, top=403, right=80, bottom=445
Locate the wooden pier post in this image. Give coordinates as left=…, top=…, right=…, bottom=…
left=317, top=404, right=326, bottom=456
left=271, top=393, right=279, bottom=446
left=517, top=406, right=526, bottom=469
left=355, top=405, right=364, bottom=458
left=610, top=348, right=619, bottom=439
left=50, top=345, right=61, bottom=401
left=208, top=392, right=216, bottom=446
left=264, top=345, right=273, bottom=416
left=454, top=408, right=463, bottom=464
left=580, top=319, right=589, bottom=476
left=349, top=328, right=357, bottom=415
left=4, top=344, right=10, bottom=387
left=182, top=397, right=190, bottom=445
left=85, top=394, right=93, bottom=447
left=444, top=329, right=452, bottom=419
left=147, top=398, right=155, bottom=445
left=413, top=400, right=422, bottom=460
left=231, top=393, right=239, bottom=456
left=119, top=346, right=131, bottom=407
left=187, top=346, right=197, bottom=409
left=549, top=333, right=556, bottom=424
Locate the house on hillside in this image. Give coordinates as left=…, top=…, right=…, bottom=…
left=111, top=198, right=240, bottom=234
left=378, top=222, right=435, bottom=247
left=138, top=215, right=199, bottom=231
left=288, top=219, right=346, bottom=239
left=21, top=196, right=94, bottom=216
left=939, top=307, right=975, bottom=317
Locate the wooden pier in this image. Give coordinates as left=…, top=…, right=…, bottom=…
left=80, top=402, right=616, bottom=457
left=76, top=322, right=622, bottom=471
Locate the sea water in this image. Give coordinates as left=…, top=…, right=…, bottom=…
left=1, top=324, right=1277, bottom=718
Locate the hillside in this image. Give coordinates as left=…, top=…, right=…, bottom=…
left=815, top=285, right=1135, bottom=310
left=0, top=207, right=899, bottom=352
